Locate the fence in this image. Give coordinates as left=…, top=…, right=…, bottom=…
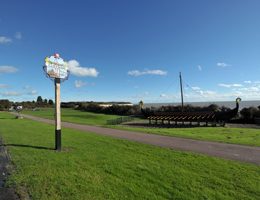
left=106, top=116, right=134, bottom=125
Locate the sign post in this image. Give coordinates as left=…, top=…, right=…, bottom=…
left=55, top=78, right=61, bottom=150
left=43, top=53, right=69, bottom=151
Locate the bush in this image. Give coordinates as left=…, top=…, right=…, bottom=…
left=240, top=107, right=258, bottom=123
left=0, top=99, right=11, bottom=111
left=253, top=110, right=260, bottom=118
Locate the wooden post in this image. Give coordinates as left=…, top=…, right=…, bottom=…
left=55, top=78, right=61, bottom=151
left=179, top=72, right=184, bottom=112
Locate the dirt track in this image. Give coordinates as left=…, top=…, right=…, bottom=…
left=0, top=138, right=19, bottom=200
left=18, top=113, right=260, bottom=165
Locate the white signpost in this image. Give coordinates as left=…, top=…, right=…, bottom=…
left=43, top=53, right=69, bottom=151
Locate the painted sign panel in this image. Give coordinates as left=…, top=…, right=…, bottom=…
left=44, top=54, right=69, bottom=79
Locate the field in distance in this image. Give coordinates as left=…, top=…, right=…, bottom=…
left=22, top=108, right=121, bottom=126
left=0, top=112, right=259, bottom=200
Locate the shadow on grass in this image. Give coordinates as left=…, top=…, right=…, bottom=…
left=2, top=144, right=53, bottom=150
left=0, top=117, right=16, bottom=120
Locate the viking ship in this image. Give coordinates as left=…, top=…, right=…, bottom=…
left=140, top=73, right=241, bottom=126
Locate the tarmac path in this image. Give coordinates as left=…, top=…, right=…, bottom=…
left=18, top=113, right=260, bottom=165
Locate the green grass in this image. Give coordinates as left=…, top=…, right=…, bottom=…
left=22, top=108, right=260, bottom=146
left=109, top=125, right=260, bottom=147
left=0, top=112, right=259, bottom=200
left=22, top=108, right=121, bottom=126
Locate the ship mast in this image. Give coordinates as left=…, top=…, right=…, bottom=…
left=179, top=72, right=184, bottom=112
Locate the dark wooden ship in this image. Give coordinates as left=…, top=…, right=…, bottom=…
left=140, top=73, right=241, bottom=127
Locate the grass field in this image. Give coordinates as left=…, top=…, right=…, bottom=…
left=22, top=108, right=260, bottom=146
left=22, top=108, right=121, bottom=126
left=109, top=125, right=260, bottom=147
left=0, top=112, right=259, bottom=200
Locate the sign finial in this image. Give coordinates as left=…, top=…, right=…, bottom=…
left=54, top=53, right=60, bottom=58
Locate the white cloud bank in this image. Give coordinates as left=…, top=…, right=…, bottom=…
left=27, top=90, right=38, bottom=95
left=67, top=60, right=99, bottom=77
left=0, top=89, right=38, bottom=97
left=0, top=66, right=18, bottom=73
left=218, top=83, right=243, bottom=88
left=128, top=69, right=167, bottom=76
left=191, top=86, right=201, bottom=91
left=0, top=91, right=22, bottom=96
left=217, top=62, right=231, bottom=67
left=0, top=84, right=9, bottom=88
left=0, top=36, right=12, bottom=44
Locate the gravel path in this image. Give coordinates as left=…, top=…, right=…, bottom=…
left=19, top=113, right=260, bottom=165
left=0, top=138, right=19, bottom=200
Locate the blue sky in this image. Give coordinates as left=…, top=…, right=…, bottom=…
left=1, top=0, right=260, bottom=103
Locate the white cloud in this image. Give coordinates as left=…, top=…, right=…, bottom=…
left=67, top=60, right=99, bottom=77
left=197, top=65, right=202, bottom=71
left=0, top=36, right=12, bottom=44
left=244, top=81, right=252, bottom=84
left=0, top=84, right=9, bottom=88
left=1, top=91, right=22, bottom=96
left=128, top=69, right=167, bottom=76
left=157, top=82, right=260, bottom=102
left=27, top=90, right=38, bottom=95
left=239, top=87, right=259, bottom=92
left=160, top=94, right=167, bottom=98
left=203, top=90, right=217, bottom=95
left=15, top=32, right=22, bottom=40
left=75, top=80, right=87, bottom=88
left=218, top=83, right=243, bottom=88
left=23, top=85, right=31, bottom=90
left=0, top=66, right=18, bottom=73
left=217, top=62, right=231, bottom=67
left=232, top=84, right=242, bottom=87
left=191, top=86, right=201, bottom=91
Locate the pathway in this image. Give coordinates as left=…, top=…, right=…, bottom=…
left=0, top=138, right=19, bottom=200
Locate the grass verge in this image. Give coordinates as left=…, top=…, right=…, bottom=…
left=109, top=125, right=260, bottom=147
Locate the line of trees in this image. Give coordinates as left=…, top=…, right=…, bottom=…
left=0, top=96, right=54, bottom=111
left=76, top=102, right=141, bottom=116
left=240, top=106, right=260, bottom=123
left=60, top=101, right=260, bottom=123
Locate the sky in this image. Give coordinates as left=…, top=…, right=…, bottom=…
left=1, top=0, right=260, bottom=103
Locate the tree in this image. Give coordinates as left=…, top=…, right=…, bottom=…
left=37, top=96, right=43, bottom=103
left=48, top=99, right=54, bottom=105
left=207, top=104, right=219, bottom=112
left=139, top=100, right=144, bottom=110
left=240, top=107, right=258, bottom=122
left=44, top=99, right=48, bottom=104
left=0, top=99, right=11, bottom=111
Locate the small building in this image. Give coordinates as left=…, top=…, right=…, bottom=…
left=99, top=103, right=133, bottom=108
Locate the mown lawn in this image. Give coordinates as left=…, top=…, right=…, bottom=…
left=22, top=108, right=260, bottom=146
left=22, top=108, right=121, bottom=126
left=0, top=112, right=259, bottom=200
left=109, top=125, right=260, bottom=147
